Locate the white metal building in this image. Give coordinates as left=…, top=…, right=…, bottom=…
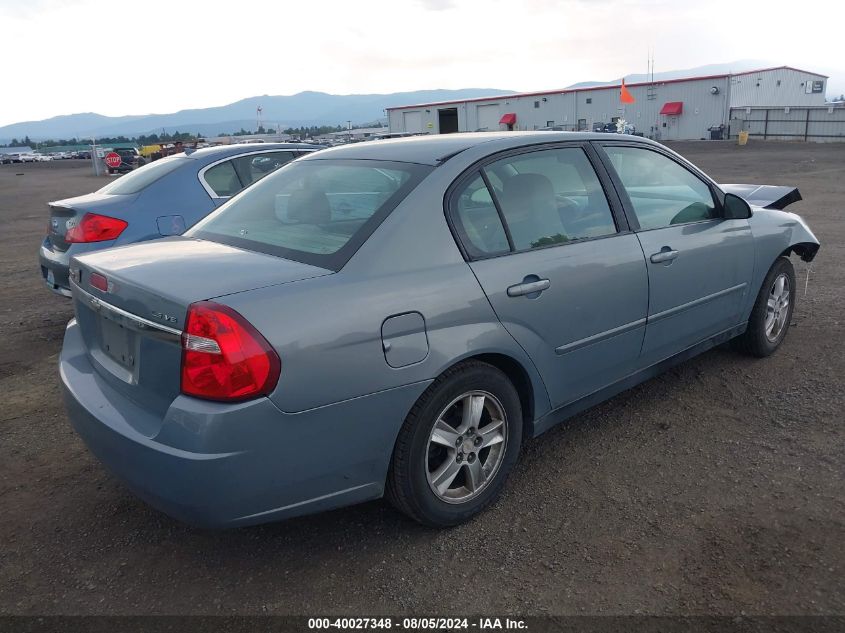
left=387, top=66, right=833, bottom=141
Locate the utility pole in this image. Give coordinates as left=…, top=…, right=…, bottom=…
left=91, top=136, right=102, bottom=176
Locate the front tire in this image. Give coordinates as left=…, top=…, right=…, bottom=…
left=734, top=256, right=796, bottom=357
left=386, top=361, right=522, bottom=527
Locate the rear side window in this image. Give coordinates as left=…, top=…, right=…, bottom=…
left=203, top=160, right=241, bottom=197
left=604, top=146, right=716, bottom=229
left=188, top=159, right=430, bottom=270
left=232, top=151, right=298, bottom=187
left=203, top=151, right=301, bottom=198
left=489, top=148, right=616, bottom=250
left=97, top=156, right=187, bottom=194
left=450, top=147, right=617, bottom=257
left=452, top=173, right=509, bottom=258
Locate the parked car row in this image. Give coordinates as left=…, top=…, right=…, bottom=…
left=49, top=132, right=819, bottom=529
left=1, top=152, right=40, bottom=163
left=0, top=150, right=94, bottom=163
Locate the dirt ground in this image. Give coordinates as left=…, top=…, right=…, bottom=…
left=0, top=143, right=842, bottom=616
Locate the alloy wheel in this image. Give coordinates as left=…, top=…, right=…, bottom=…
left=425, top=391, right=508, bottom=504
left=764, top=272, right=791, bottom=342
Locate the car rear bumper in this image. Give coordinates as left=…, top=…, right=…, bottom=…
left=40, top=239, right=121, bottom=297
left=60, top=318, right=429, bottom=527
left=39, top=239, right=72, bottom=296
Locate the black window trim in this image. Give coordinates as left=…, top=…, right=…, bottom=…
left=444, top=141, right=631, bottom=262
left=592, top=141, right=727, bottom=233
left=479, top=168, right=515, bottom=252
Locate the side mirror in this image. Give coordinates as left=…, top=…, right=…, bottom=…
left=723, top=193, right=752, bottom=219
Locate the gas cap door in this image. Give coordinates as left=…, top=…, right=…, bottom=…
left=381, top=312, right=428, bottom=368
left=156, top=215, right=187, bottom=236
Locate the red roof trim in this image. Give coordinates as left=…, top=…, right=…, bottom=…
left=385, top=65, right=829, bottom=111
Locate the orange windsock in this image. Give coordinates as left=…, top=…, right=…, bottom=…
left=620, top=79, right=635, bottom=104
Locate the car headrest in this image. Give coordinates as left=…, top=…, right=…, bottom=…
left=501, top=173, right=556, bottom=210
left=288, top=189, right=331, bottom=224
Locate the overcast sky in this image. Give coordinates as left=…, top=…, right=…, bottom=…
left=1, top=0, right=841, bottom=127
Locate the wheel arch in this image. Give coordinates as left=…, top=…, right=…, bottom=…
left=781, top=242, right=819, bottom=263
left=437, top=352, right=546, bottom=440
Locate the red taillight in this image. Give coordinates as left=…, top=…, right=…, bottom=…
left=65, top=213, right=128, bottom=243
left=180, top=301, right=281, bottom=402
left=90, top=272, right=108, bottom=292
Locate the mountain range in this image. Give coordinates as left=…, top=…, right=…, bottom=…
left=0, top=89, right=515, bottom=142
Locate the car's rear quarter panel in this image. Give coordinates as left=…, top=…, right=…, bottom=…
left=116, top=161, right=212, bottom=243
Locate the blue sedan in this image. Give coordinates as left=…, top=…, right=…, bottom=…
left=60, top=133, right=819, bottom=527
left=39, top=143, right=319, bottom=296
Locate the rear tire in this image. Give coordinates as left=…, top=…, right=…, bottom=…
left=386, top=361, right=522, bottom=527
left=733, top=256, right=796, bottom=357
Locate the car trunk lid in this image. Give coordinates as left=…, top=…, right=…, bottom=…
left=70, top=236, right=332, bottom=422
left=47, top=191, right=138, bottom=252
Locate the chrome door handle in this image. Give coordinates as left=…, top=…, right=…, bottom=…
left=507, top=278, right=550, bottom=297
left=650, top=249, right=679, bottom=264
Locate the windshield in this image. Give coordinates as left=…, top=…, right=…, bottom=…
left=188, top=159, right=431, bottom=270
left=97, top=156, right=187, bottom=194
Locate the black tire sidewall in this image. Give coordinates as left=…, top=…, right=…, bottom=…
left=751, top=257, right=796, bottom=354
left=405, top=364, right=522, bottom=526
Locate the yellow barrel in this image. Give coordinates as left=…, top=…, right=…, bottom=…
left=737, top=131, right=749, bottom=146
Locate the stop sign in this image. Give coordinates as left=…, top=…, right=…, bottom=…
left=104, top=152, right=122, bottom=168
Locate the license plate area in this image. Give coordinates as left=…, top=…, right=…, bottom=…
left=99, top=313, right=138, bottom=374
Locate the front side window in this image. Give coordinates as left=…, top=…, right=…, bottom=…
left=188, top=159, right=430, bottom=270
left=604, top=146, right=717, bottom=230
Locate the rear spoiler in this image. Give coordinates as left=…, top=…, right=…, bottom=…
left=720, top=184, right=802, bottom=210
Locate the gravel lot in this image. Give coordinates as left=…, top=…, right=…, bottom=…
left=0, top=143, right=842, bottom=616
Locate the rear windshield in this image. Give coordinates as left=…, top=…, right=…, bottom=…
left=97, top=156, right=187, bottom=194
left=188, top=159, right=431, bottom=270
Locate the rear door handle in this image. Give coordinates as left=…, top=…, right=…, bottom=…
left=507, top=278, right=550, bottom=297
left=650, top=248, right=679, bottom=264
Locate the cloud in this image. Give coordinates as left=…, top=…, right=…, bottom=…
left=415, top=0, right=455, bottom=10
left=0, top=0, right=76, bottom=18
